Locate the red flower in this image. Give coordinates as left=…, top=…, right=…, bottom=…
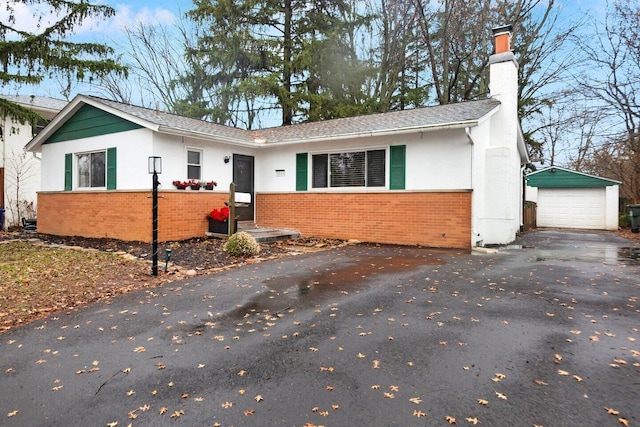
left=209, top=206, right=230, bottom=221
left=172, top=180, right=189, bottom=189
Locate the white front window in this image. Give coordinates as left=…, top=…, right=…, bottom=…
left=312, top=150, right=386, bottom=188
left=77, top=151, right=105, bottom=188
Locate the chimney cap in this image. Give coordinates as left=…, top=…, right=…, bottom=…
left=492, top=25, right=513, bottom=36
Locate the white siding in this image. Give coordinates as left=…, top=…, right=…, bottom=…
left=40, top=128, right=153, bottom=191
left=256, top=129, right=473, bottom=193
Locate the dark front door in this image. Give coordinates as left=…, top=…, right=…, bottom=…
left=233, top=154, right=254, bottom=221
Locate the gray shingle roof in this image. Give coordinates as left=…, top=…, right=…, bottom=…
left=88, top=96, right=251, bottom=143
left=259, top=99, right=500, bottom=143
left=1, top=95, right=68, bottom=112
left=86, top=95, right=501, bottom=145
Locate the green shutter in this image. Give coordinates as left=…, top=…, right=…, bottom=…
left=106, top=147, right=117, bottom=190
left=296, top=153, right=308, bottom=191
left=389, top=145, right=406, bottom=190
left=64, top=153, right=72, bottom=191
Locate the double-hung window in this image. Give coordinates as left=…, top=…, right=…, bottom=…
left=312, top=150, right=385, bottom=188
left=187, top=149, right=202, bottom=180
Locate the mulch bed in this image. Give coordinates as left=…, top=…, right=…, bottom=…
left=0, top=231, right=346, bottom=271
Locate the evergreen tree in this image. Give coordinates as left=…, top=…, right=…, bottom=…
left=0, top=0, right=125, bottom=123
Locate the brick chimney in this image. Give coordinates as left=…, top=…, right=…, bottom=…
left=492, top=25, right=513, bottom=54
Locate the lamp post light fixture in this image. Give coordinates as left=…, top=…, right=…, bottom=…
left=164, top=248, right=172, bottom=272
left=148, top=156, right=162, bottom=276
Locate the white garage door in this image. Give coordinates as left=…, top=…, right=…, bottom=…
left=537, top=188, right=606, bottom=229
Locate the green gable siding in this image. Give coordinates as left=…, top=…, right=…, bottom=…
left=527, top=168, right=618, bottom=188
left=46, top=104, right=142, bottom=143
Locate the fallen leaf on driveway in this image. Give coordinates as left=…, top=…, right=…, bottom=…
left=495, top=391, right=507, bottom=400
left=410, top=397, right=422, bottom=404
left=170, top=410, right=184, bottom=418
left=466, top=417, right=480, bottom=425
left=413, top=410, right=427, bottom=417
left=7, top=410, right=18, bottom=417
left=445, top=415, right=457, bottom=424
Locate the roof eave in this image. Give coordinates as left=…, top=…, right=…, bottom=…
left=157, top=126, right=256, bottom=147
left=266, top=119, right=482, bottom=146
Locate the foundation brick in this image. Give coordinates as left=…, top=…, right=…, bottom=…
left=256, top=191, right=471, bottom=248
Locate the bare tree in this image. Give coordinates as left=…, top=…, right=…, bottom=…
left=409, top=0, right=581, bottom=162
left=572, top=1, right=640, bottom=201
left=94, top=20, right=195, bottom=113
left=4, top=149, right=38, bottom=227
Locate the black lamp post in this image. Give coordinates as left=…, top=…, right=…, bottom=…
left=148, top=156, right=162, bottom=276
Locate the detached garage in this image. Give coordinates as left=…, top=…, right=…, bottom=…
left=526, top=167, right=620, bottom=231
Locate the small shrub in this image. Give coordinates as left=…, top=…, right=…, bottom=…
left=224, top=231, right=261, bottom=256
left=619, top=214, right=631, bottom=229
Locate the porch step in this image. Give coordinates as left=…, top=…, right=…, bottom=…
left=238, top=223, right=300, bottom=243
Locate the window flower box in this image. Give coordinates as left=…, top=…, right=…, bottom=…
left=173, top=180, right=189, bottom=190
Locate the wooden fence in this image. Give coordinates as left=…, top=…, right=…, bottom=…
left=523, top=201, right=537, bottom=231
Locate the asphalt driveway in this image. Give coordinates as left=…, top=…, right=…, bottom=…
left=1, top=230, right=639, bottom=426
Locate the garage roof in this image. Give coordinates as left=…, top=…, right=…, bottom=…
left=526, top=166, right=620, bottom=188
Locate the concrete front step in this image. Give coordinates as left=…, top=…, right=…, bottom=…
left=206, top=222, right=300, bottom=243
left=238, top=226, right=300, bottom=243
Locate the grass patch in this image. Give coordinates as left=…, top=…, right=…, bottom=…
left=0, top=241, right=162, bottom=333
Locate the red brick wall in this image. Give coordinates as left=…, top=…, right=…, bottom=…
left=37, top=190, right=471, bottom=248
left=37, top=191, right=228, bottom=242
left=256, top=191, right=471, bottom=248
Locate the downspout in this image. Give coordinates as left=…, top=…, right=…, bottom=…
left=465, top=127, right=481, bottom=246
left=520, top=163, right=526, bottom=231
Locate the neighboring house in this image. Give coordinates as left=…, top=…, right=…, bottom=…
left=0, top=95, right=67, bottom=229
left=25, top=26, right=528, bottom=249
left=526, top=166, right=620, bottom=231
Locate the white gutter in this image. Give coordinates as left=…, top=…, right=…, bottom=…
left=264, top=120, right=481, bottom=147
left=157, top=126, right=256, bottom=148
